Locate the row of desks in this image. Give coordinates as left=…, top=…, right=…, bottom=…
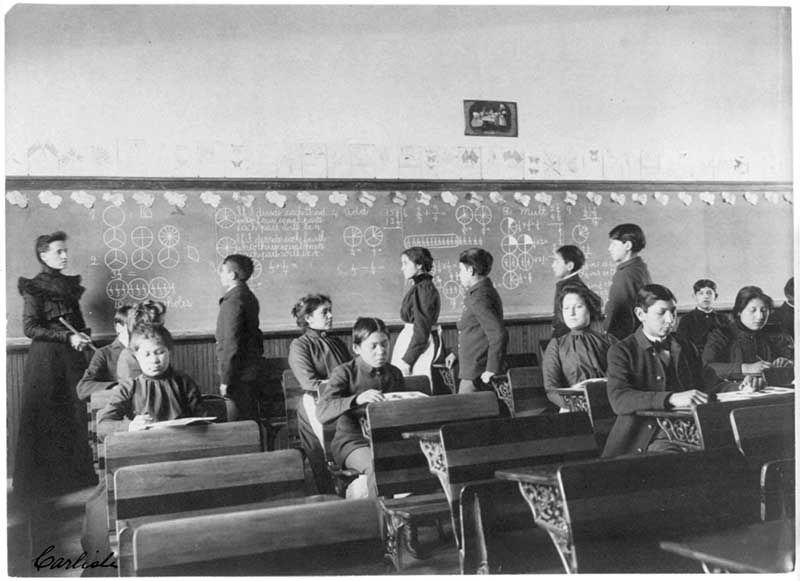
left=403, top=387, right=795, bottom=574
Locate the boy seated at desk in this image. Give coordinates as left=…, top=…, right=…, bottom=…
left=603, top=284, right=758, bottom=458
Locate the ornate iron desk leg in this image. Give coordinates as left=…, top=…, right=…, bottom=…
left=518, top=482, right=575, bottom=574
left=418, top=436, right=450, bottom=503
left=654, top=416, right=702, bottom=450
left=490, top=374, right=515, bottom=416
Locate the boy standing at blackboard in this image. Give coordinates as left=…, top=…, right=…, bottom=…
left=604, top=223, right=651, bottom=340
left=216, top=254, right=266, bottom=422
left=448, top=247, right=508, bottom=394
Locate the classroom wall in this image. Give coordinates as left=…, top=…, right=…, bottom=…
left=5, top=5, right=792, bottom=180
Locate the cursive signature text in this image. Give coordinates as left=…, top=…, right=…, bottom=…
left=33, top=545, right=118, bottom=571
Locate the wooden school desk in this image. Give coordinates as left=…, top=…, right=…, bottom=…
left=659, top=518, right=795, bottom=573
left=634, top=386, right=794, bottom=451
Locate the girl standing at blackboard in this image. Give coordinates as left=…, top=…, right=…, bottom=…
left=391, top=247, right=442, bottom=389
left=13, top=231, right=96, bottom=503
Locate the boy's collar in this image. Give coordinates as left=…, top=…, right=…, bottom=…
left=560, top=270, right=581, bottom=281
left=696, top=306, right=714, bottom=314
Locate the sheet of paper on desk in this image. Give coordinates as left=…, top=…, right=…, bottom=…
left=716, top=386, right=794, bottom=402
left=383, top=392, right=429, bottom=400
left=143, top=417, right=216, bottom=429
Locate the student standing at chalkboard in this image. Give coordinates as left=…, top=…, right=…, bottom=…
left=216, top=254, right=266, bottom=422
left=13, top=231, right=96, bottom=504
left=604, top=223, right=652, bottom=340
left=391, top=247, right=442, bottom=387
left=447, top=248, right=508, bottom=394
left=550, top=245, right=599, bottom=338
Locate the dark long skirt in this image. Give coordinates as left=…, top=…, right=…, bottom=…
left=12, top=340, right=97, bottom=501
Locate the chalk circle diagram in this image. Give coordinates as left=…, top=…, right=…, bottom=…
left=158, top=225, right=180, bottom=248
left=363, top=225, right=384, bottom=248
left=102, top=205, right=126, bottom=228
left=106, top=279, right=128, bottom=301
left=216, top=237, right=238, bottom=257
left=131, top=248, right=154, bottom=270
left=127, top=277, right=150, bottom=301
left=103, top=227, right=126, bottom=249
left=500, top=235, right=519, bottom=255
left=104, top=248, right=128, bottom=272
left=158, top=246, right=180, bottom=269
left=501, top=253, right=519, bottom=271
left=474, top=205, right=492, bottom=227
left=455, top=205, right=474, bottom=227
left=442, top=280, right=463, bottom=303
left=500, top=217, right=519, bottom=236
left=343, top=226, right=363, bottom=253
left=502, top=270, right=522, bottom=290
left=572, top=224, right=590, bottom=244
left=149, top=277, right=174, bottom=300
left=215, top=207, right=237, bottom=229
left=131, top=226, right=154, bottom=249
left=517, top=251, right=535, bottom=271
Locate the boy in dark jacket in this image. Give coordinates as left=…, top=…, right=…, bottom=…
left=603, top=284, right=753, bottom=458
left=216, top=254, right=266, bottom=421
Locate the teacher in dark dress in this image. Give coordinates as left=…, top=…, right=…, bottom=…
left=13, top=231, right=96, bottom=503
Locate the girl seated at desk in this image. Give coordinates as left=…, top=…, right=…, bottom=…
left=703, top=285, right=793, bottom=386
left=82, top=323, right=208, bottom=560
left=543, top=284, right=616, bottom=405
left=316, top=317, right=404, bottom=498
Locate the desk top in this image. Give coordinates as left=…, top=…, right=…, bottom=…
left=495, top=465, right=559, bottom=485
left=400, top=429, right=440, bottom=442
left=636, top=387, right=794, bottom=417
left=660, top=518, right=795, bottom=573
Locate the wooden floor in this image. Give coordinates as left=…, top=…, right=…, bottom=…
left=7, top=482, right=467, bottom=577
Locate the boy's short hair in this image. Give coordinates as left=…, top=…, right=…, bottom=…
left=556, top=245, right=585, bottom=272
left=784, top=277, right=794, bottom=299
left=636, top=284, right=677, bottom=310
left=114, top=304, right=133, bottom=327
left=35, top=231, right=68, bottom=264
left=402, top=247, right=434, bottom=273
left=291, top=293, right=332, bottom=328
left=129, top=323, right=174, bottom=351
left=458, top=247, right=493, bottom=276
left=692, top=279, right=718, bottom=296
left=732, top=286, right=774, bottom=319
left=352, top=317, right=388, bottom=346
left=223, top=254, right=255, bottom=282
left=127, top=300, right=167, bottom=333
left=558, top=284, right=604, bottom=322
left=608, top=223, right=646, bottom=253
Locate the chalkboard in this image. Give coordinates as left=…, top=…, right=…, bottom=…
left=4, top=182, right=793, bottom=341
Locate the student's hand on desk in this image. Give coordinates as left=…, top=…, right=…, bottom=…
left=742, top=360, right=772, bottom=374
left=219, top=384, right=228, bottom=398
left=444, top=353, right=457, bottom=369
left=739, top=375, right=764, bottom=393
left=356, top=389, right=385, bottom=405
left=396, top=361, right=412, bottom=376
left=668, top=390, right=709, bottom=408
left=772, top=357, right=793, bottom=368
left=480, top=371, right=495, bottom=384
left=129, top=413, right=154, bottom=431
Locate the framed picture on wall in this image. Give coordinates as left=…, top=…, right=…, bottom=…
left=464, top=100, right=518, bottom=137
